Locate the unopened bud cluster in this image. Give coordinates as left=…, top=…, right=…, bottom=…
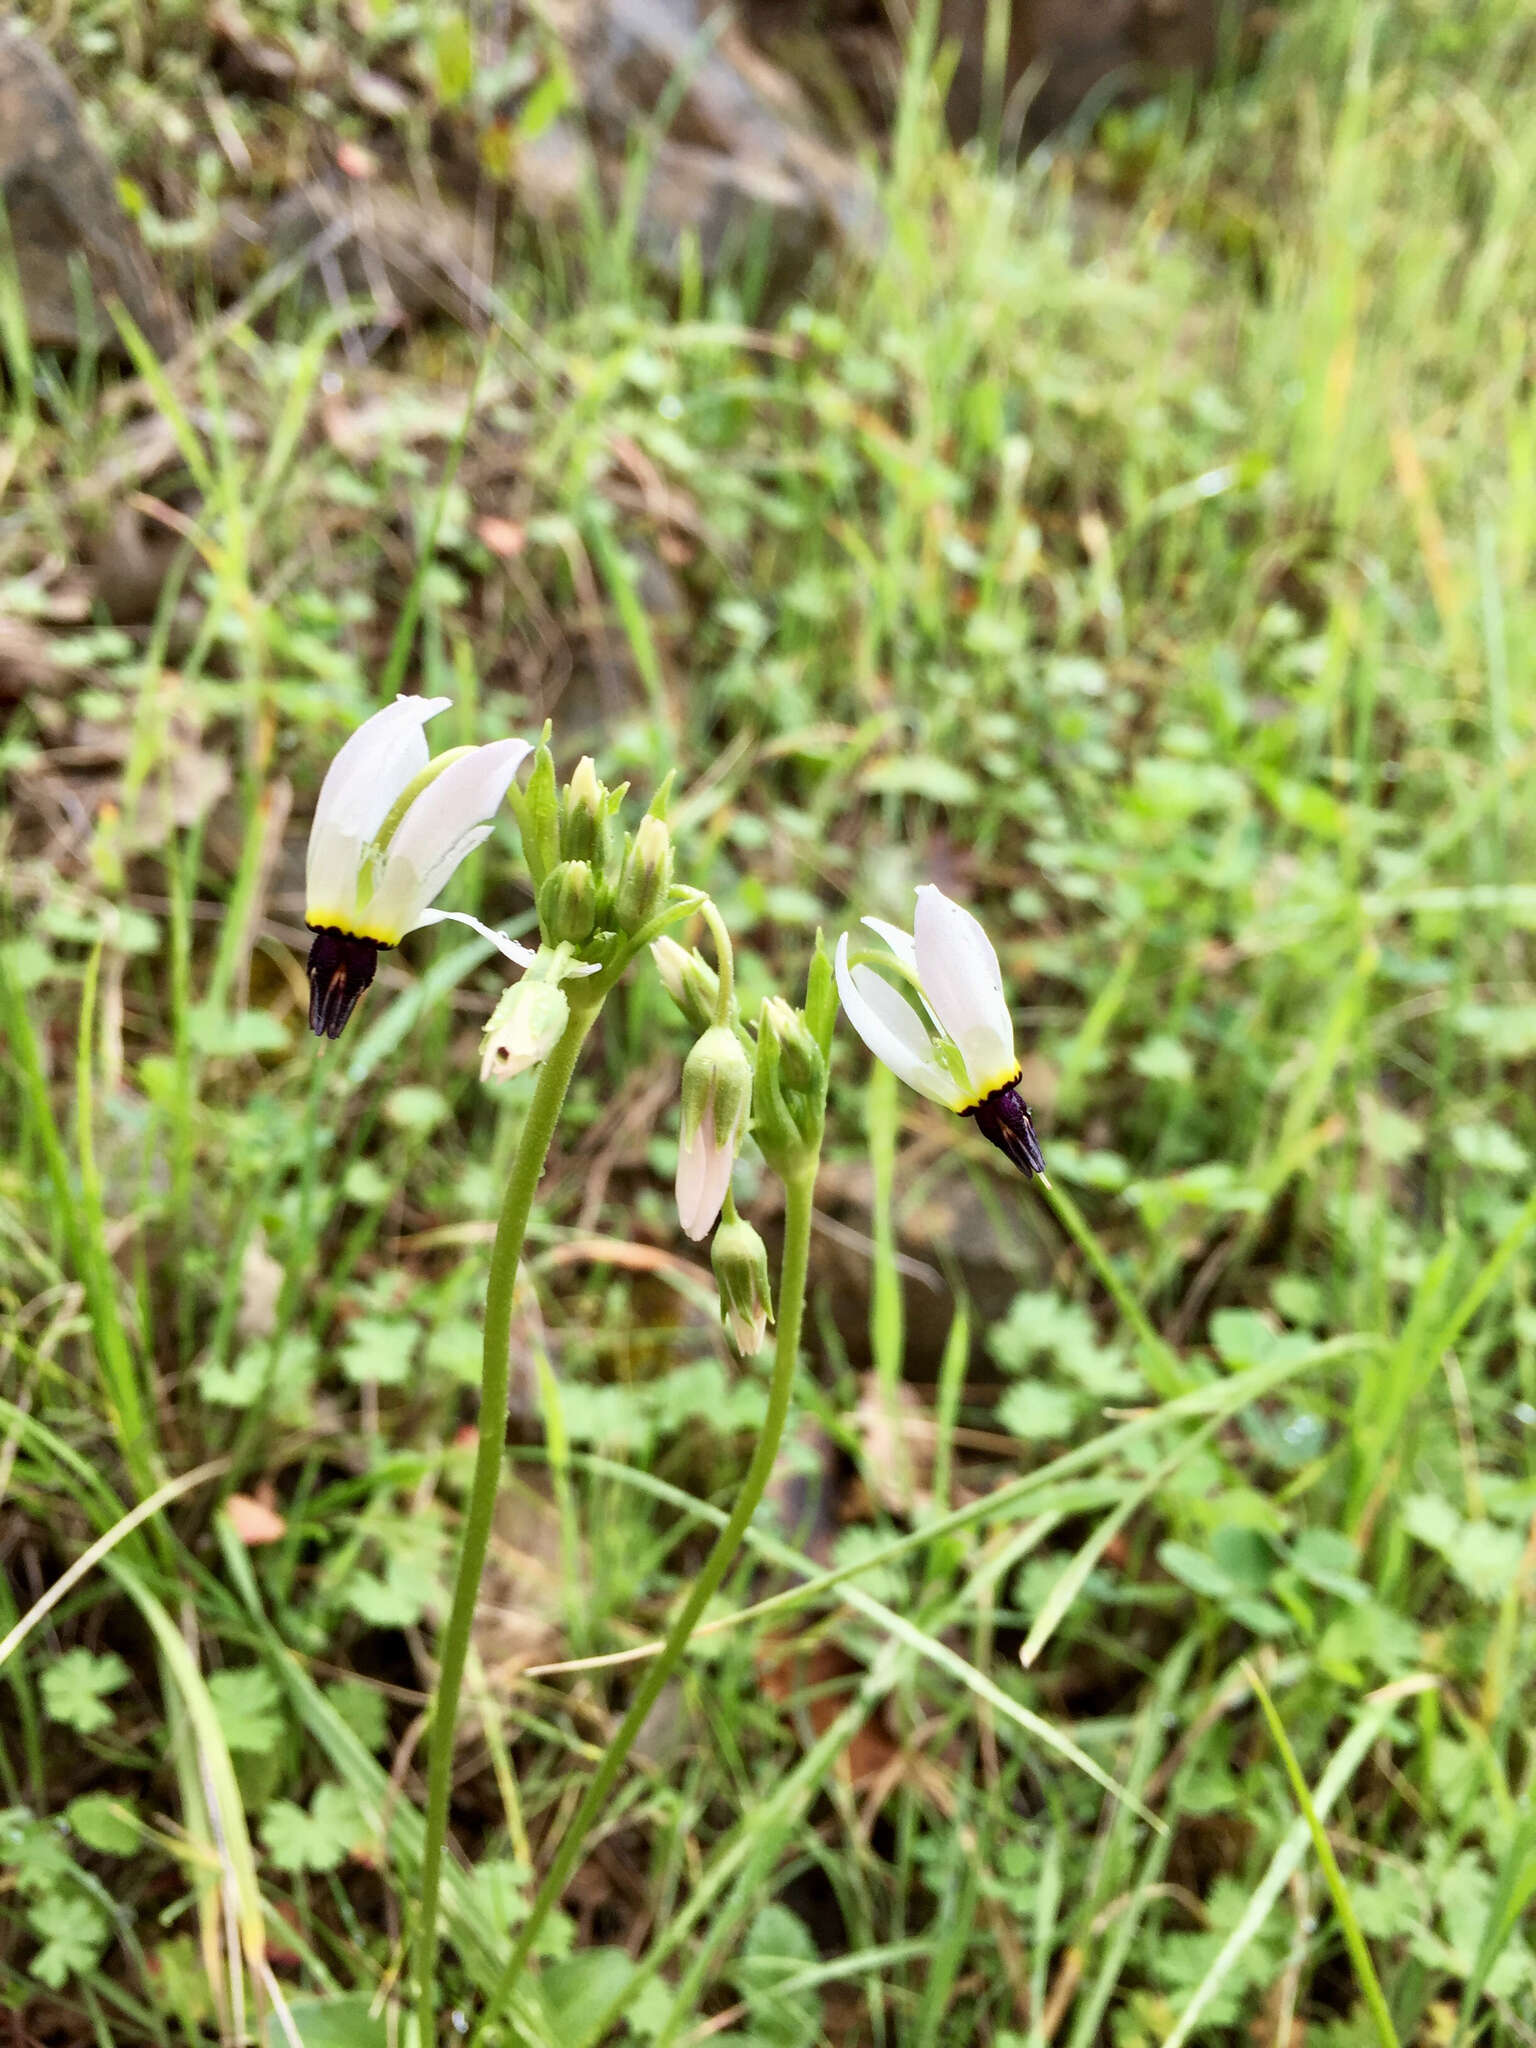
left=511, top=743, right=676, bottom=961
left=651, top=925, right=831, bottom=1351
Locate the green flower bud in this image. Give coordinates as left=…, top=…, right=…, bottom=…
left=752, top=987, right=827, bottom=1180
left=651, top=936, right=720, bottom=1034
left=539, top=859, right=598, bottom=944
left=710, top=1213, right=774, bottom=1356
left=480, top=976, right=570, bottom=1083
left=614, top=813, right=674, bottom=934
left=560, top=756, right=607, bottom=867
left=759, top=996, right=821, bottom=1092
left=676, top=1025, right=753, bottom=1240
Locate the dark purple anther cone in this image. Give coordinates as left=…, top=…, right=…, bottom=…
left=965, top=1077, right=1047, bottom=1180
left=306, top=927, right=383, bottom=1040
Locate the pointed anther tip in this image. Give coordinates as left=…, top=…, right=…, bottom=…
left=965, top=1078, right=1048, bottom=1183
left=305, top=927, right=382, bottom=1041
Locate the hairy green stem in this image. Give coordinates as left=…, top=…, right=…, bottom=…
left=698, top=895, right=735, bottom=1022
left=469, top=1162, right=820, bottom=2044
left=415, top=996, right=602, bottom=2040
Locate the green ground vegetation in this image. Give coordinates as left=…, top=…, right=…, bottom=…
left=1, top=0, right=1535, bottom=2041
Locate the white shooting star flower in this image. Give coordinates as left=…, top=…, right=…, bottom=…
left=305, top=695, right=533, bottom=1039
left=834, top=883, right=1048, bottom=1181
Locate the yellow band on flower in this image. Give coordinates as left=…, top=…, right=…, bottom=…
left=955, top=1064, right=1022, bottom=1114
left=306, top=909, right=401, bottom=945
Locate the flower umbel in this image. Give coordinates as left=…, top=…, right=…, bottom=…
left=304, top=696, right=532, bottom=1039
left=834, top=884, right=1047, bottom=1181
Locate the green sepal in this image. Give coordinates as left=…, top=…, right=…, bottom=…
left=681, top=1025, right=753, bottom=1149
left=508, top=725, right=559, bottom=892
left=802, top=931, right=837, bottom=1058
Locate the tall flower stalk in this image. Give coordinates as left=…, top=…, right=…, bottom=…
left=413, top=985, right=604, bottom=2039
left=469, top=944, right=834, bottom=2043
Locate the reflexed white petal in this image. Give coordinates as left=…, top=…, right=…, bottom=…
left=413, top=907, right=538, bottom=964
left=723, top=1303, right=768, bottom=1356
left=676, top=1123, right=733, bottom=1241
left=861, top=917, right=919, bottom=974
left=834, top=933, right=963, bottom=1109
left=367, top=825, right=492, bottom=940
left=384, top=738, right=531, bottom=880
left=305, top=820, right=366, bottom=927
left=366, top=738, right=531, bottom=937
left=676, top=1126, right=707, bottom=1238
left=912, top=886, right=1016, bottom=1098
left=862, top=913, right=945, bottom=1032
left=310, top=696, right=450, bottom=854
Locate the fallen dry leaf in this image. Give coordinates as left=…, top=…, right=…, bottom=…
left=225, top=1492, right=287, bottom=1545
left=850, top=1373, right=933, bottom=1518
left=336, top=140, right=379, bottom=181
left=237, top=1231, right=284, bottom=1340
left=756, top=1634, right=900, bottom=1790
left=469, top=1474, right=570, bottom=1683
left=476, top=514, right=526, bottom=559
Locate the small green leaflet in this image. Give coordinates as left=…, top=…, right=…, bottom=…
left=41, top=1649, right=130, bottom=1735
left=262, top=1783, right=371, bottom=1874
left=209, top=1666, right=284, bottom=1756
left=27, top=1892, right=111, bottom=1988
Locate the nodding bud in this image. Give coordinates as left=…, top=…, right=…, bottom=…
left=652, top=936, right=720, bottom=1034
left=560, top=757, right=607, bottom=866
left=676, top=1025, right=753, bottom=1241
left=711, top=1213, right=774, bottom=1357
left=538, top=859, right=598, bottom=944
left=759, top=996, right=821, bottom=1092
left=615, top=813, right=673, bottom=934
left=480, top=977, right=570, bottom=1083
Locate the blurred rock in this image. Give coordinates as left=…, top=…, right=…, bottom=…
left=543, top=0, right=881, bottom=278
left=0, top=613, right=59, bottom=701
left=806, top=1150, right=1051, bottom=1377
left=213, top=176, right=490, bottom=328
left=941, top=0, right=1228, bottom=142
left=86, top=504, right=187, bottom=626
left=747, top=0, right=1236, bottom=145
left=0, top=20, right=179, bottom=354
left=512, top=119, right=591, bottom=230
